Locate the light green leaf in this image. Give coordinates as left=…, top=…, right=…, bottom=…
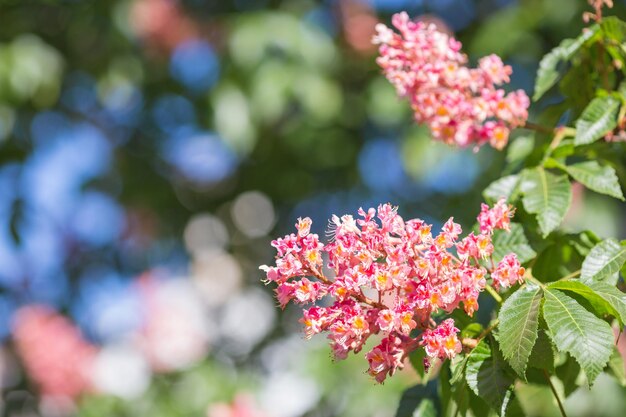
left=465, top=339, right=515, bottom=415
left=565, top=161, right=624, bottom=201
left=491, top=223, right=536, bottom=264
left=601, top=16, right=626, bottom=43
left=450, top=354, right=469, bottom=385
left=547, top=280, right=622, bottom=323
left=564, top=161, right=624, bottom=200
left=542, top=288, right=613, bottom=385
left=498, top=285, right=543, bottom=379
left=533, top=26, right=600, bottom=101
left=520, top=167, right=572, bottom=237
left=587, top=281, right=626, bottom=326
left=581, top=239, right=626, bottom=285
left=483, top=175, right=520, bottom=203
left=574, top=96, right=620, bottom=146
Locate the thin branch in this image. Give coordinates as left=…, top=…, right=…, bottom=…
left=558, top=269, right=581, bottom=281
left=543, top=369, right=568, bottom=417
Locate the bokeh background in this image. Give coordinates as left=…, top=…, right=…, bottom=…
left=0, top=0, right=625, bottom=416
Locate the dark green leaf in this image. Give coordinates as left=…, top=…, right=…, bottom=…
left=395, top=381, right=439, bottom=417
left=555, top=355, right=581, bottom=397
left=528, top=330, right=555, bottom=373
left=465, top=339, right=515, bottom=415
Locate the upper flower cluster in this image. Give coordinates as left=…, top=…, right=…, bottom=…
left=260, top=199, right=524, bottom=383
left=373, top=12, right=529, bottom=150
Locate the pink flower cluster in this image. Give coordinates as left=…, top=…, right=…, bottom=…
left=491, top=253, right=525, bottom=290
left=373, top=12, right=529, bottom=150
left=13, top=305, right=96, bottom=401
left=260, top=199, right=524, bottom=383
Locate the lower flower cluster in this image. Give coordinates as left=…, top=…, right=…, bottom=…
left=260, top=200, right=524, bottom=383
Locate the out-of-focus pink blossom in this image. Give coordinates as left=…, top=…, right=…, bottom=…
left=261, top=200, right=522, bottom=382
left=135, top=276, right=210, bottom=372
left=13, top=305, right=96, bottom=401
left=208, top=395, right=271, bottom=417
left=373, top=12, right=529, bottom=150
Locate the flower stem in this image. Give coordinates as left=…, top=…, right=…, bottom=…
left=558, top=269, right=581, bottom=281
left=543, top=369, right=568, bottom=417
left=485, top=284, right=503, bottom=304
left=523, top=121, right=554, bottom=134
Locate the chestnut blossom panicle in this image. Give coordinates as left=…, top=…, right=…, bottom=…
left=260, top=199, right=525, bottom=383
left=373, top=12, right=529, bottom=150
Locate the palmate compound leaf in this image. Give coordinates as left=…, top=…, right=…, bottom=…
left=581, top=239, right=626, bottom=285
left=465, top=339, right=516, bottom=415
left=542, top=288, right=613, bottom=385
left=564, top=161, right=624, bottom=201
left=491, top=222, right=536, bottom=264
left=498, top=284, right=543, bottom=379
left=574, top=95, right=621, bottom=146
left=520, top=167, right=572, bottom=237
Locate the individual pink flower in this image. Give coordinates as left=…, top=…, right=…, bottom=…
left=373, top=12, right=529, bottom=150
left=491, top=253, right=525, bottom=290
left=13, top=305, right=96, bottom=402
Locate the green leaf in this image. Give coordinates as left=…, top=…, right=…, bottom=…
left=413, top=400, right=437, bottom=417
left=581, top=239, right=626, bottom=285
left=542, top=288, right=613, bottom=385
left=483, top=175, right=520, bottom=203
left=528, top=330, right=555, bottom=373
left=465, top=339, right=515, bottom=415
left=607, top=346, right=626, bottom=386
left=601, top=16, right=626, bottom=43
left=450, top=354, right=469, bottom=385
left=395, top=381, right=439, bottom=417
left=547, top=280, right=622, bottom=323
left=498, top=285, right=543, bottom=379
left=506, top=135, right=534, bottom=165
left=533, top=26, right=599, bottom=101
left=409, top=346, right=427, bottom=379
left=563, top=161, right=624, bottom=200
left=574, top=96, right=620, bottom=146
left=491, top=223, right=536, bottom=264
left=555, top=355, right=582, bottom=397
left=587, top=281, right=626, bottom=326
left=520, top=168, right=572, bottom=237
